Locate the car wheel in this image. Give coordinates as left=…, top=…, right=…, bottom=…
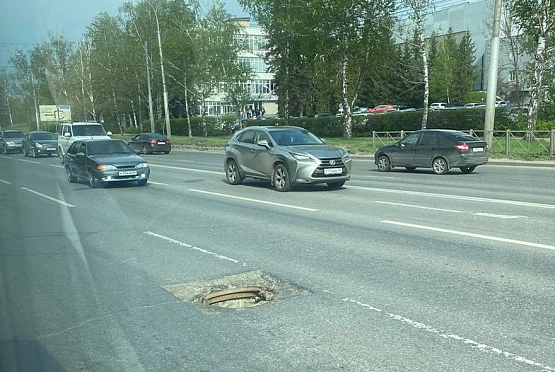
left=225, top=159, right=243, bottom=185
left=137, top=179, right=148, bottom=186
left=59, top=150, right=65, bottom=164
left=164, top=151, right=170, bottom=154
left=377, top=155, right=391, bottom=172
left=432, top=157, right=449, bottom=174
left=405, top=166, right=416, bottom=171
left=143, top=146, right=149, bottom=155
left=327, top=181, right=345, bottom=190
left=65, top=166, right=77, bottom=183
left=88, top=172, right=103, bottom=188
left=460, top=166, right=476, bottom=174
left=273, top=163, right=291, bottom=192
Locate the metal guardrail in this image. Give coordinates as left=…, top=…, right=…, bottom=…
left=371, top=129, right=555, bottom=157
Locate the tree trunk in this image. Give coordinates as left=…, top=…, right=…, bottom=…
left=526, top=33, right=546, bottom=139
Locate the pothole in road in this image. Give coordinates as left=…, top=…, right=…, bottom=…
left=164, top=270, right=309, bottom=311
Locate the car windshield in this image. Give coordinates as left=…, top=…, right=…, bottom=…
left=87, top=140, right=132, bottom=155
left=270, top=129, right=324, bottom=146
left=72, top=125, right=106, bottom=136
left=147, top=133, right=166, bottom=140
left=30, top=133, right=56, bottom=140
left=3, top=131, right=24, bottom=138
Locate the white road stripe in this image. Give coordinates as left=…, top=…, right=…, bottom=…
left=0, top=179, right=11, bottom=184
left=49, top=164, right=64, bottom=169
left=147, top=181, right=168, bottom=186
left=382, top=220, right=555, bottom=251
left=151, top=164, right=222, bottom=175
left=144, top=231, right=240, bottom=263
left=189, top=188, right=318, bottom=211
left=17, top=159, right=40, bottom=164
left=21, top=187, right=75, bottom=207
left=337, top=294, right=555, bottom=371
left=375, top=201, right=528, bottom=219
left=350, top=185, right=555, bottom=209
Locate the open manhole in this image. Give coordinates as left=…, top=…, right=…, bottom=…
left=164, top=270, right=308, bottom=311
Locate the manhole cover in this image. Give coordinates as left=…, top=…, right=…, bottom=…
left=164, top=270, right=308, bottom=311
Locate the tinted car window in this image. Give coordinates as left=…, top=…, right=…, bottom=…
left=399, top=132, right=420, bottom=146
left=237, top=130, right=256, bottom=144
left=270, top=129, right=324, bottom=146
left=30, top=132, right=56, bottom=140
left=3, top=131, right=24, bottom=138
left=452, top=132, right=480, bottom=142
left=67, top=142, right=79, bottom=155
left=72, top=125, right=106, bottom=136
left=419, top=132, right=441, bottom=146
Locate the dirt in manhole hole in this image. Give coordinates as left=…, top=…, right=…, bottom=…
left=164, top=270, right=308, bottom=311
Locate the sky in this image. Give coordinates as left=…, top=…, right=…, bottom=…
left=0, top=0, right=249, bottom=68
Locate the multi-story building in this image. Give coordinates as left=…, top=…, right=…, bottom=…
left=202, top=18, right=278, bottom=117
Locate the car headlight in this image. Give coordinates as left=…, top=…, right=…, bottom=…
left=35, top=143, right=44, bottom=148
left=340, top=149, right=351, bottom=159
left=97, top=164, right=117, bottom=171
left=135, top=162, right=149, bottom=168
left=290, top=152, right=316, bottom=162
left=6, top=141, right=15, bottom=146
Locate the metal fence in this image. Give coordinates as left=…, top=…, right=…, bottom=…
left=371, top=129, right=555, bottom=158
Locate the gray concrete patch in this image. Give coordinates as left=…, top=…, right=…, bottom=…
left=163, top=270, right=310, bottom=312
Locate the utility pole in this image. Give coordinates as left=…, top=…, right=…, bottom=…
left=146, top=0, right=172, bottom=138
left=144, top=41, right=155, bottom=133
left=484, top=0, right=502, bottom=148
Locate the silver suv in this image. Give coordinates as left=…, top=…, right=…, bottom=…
left=0, top=129, right=25, bottom=154
left=58, top=122, right=112, bottom=162
left=224, top=126, right=351, bottom=191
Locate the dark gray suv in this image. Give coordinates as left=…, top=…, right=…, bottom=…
left=0, top=129, right=25, bottom=154
left=224, top=126, right=352, bottom=191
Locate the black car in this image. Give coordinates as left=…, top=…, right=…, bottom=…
left=23, top=131, right=58, bottom=157
left=64, top=139, right=150, bottom=187
left=128, top=133, right=171, bottom=154
left=0, top=129, right=25, bottom=154
left=374, top=129, right=488, bottom=174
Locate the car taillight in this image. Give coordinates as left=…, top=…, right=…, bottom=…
left=149, top=140, right=157, bottom=145
left=454, top=143, right=469, bottom=152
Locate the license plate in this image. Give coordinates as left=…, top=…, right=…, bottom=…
left=157, top=142, right=166, bottom=145
left=473, top=147, right=484, bottom=152
left=119, top=170, right=137, bottom=176
left=324, top=168, right=342, bottom=175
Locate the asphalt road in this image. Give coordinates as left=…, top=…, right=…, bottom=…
left=1, top=150, right=554, bottom=372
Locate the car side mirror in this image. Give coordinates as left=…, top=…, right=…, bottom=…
left=76, top=152, right=85, bottom=157
left=64, top=132, right=71, bottom=137
left=107, top=131, right=113, bottom=136
left=257, top=139, right=270, bottom=149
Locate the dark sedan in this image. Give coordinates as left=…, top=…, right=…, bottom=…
left=128, top=133, right=171, bottom=154
left=23, top=131, right=58, bottom=157
left=224, top=126, right=351, bottom=191
left=64, top=139, right=150, bottom=187
left=374, top=129, right=488, bottom=174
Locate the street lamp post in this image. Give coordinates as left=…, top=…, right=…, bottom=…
left=145, top=0, right=171, bottom=138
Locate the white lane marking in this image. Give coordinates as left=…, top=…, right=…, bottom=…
left=350, top=185, right=555, bottom=209
left=375, top=201, right=528, bottom=219
left=0, top=179, right=11, bottom=185
left=49, top=164, right=64, bottom=169
left=21, top=187, right=75, bottom=207
left=382, top=220, right=555, bottom=251
left=365, top=175, right=396, bottom=179
left=17, top=159, right=40, bottom=164
left=151, top=164, right=222, bottom=175
left=189, top=189, right=319, bottom=212
left=145, top=231, right=240, bottom=263
left=0, top=155, right=11, bottom=159
left=147, top=181, right=168, bottom=186
left=335, top=294, right=555, bottom=371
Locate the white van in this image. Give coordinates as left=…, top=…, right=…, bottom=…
left=429, top=102, right=447, bottom=110
left=58, top=122, right=112, bottom=163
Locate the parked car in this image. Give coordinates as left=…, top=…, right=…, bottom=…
left=374, top=129, right=488, bottom=174
left=0, top=129, right=25, bottom=154
left=224, top=126, right=352, bottom=191
left=23, top=131, right=58, bottom=157
left=64, top=139, right=150, bottom=187
left=367, top=105, right=397, bottom=114
left=464, top=102, right=486, bottom=109
left=429, top=102, right=447, bottom=110
left=128, top=133, right=171, bottom=154
left=58, top=122, right=112, bottom=163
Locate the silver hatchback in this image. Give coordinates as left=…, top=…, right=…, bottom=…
left=224, top=126, right=352, bottom=191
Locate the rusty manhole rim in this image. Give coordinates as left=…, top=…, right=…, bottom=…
left=199, top=286, right=270, bottom=306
